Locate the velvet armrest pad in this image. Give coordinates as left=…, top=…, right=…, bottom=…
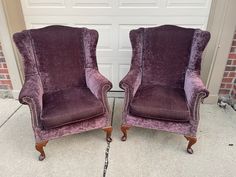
left=85, top=68, right=112, bottom=101
left=119, top=69, right=141, bottom=96
left=19, top=75, right=43, bottom=113
left=184, top=69, right=209, bottom=109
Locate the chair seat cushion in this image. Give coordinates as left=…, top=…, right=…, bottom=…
left=130, top=85, right=190, bottom=122
left=41, top=87, right=105, bottom=129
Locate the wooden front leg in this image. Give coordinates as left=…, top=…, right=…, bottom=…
left=35, top=141, right=48, bottom=161
left=184, top=136, right=197, bottom=154
left=103, top=127, right=113, bottom=142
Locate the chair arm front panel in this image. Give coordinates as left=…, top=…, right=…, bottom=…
left=119, top=69, right=141, bottom=112
left=85, top=68, right=112, bottom=111
left=19, top=75, right=44, bottom=128
left=184, top=69, right=209, bottom=117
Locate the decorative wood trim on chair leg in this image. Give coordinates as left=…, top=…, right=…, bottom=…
left=121, top=124, right=131, bottom=141
left=103, top=127, right=113, bottom=142
left=184, top=136, right=197, bottom=154
left=35, top=141, right=48, bottom=161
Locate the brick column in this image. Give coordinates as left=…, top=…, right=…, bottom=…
left=219, top=31, right=236, bottom=100
left=0, top=42, right=13, bottom=98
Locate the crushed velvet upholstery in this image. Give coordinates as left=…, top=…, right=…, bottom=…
left=29, top=27, right=86, bottom=93
left=13, top=25, right=112, bottom=143
left=130, top=85, right=190, bottom=122
left=142, top=26, right=194, bottom=87
left=120, top=25, right=210, bottom=137
left=42, top=87, right=104, bottom=129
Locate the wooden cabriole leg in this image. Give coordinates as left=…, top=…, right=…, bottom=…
left=35, top=141, right=48, bottom=161
left=121, top=124, right=131, bottom=141
left=103, top=126, right=113, bottom=142
left=184, top=136, right=197, bottom=154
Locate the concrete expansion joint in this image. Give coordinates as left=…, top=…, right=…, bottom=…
left=0, top=105, right=22, bottom=128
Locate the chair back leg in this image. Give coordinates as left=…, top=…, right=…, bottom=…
left=121, top=124, right=131, bottom=141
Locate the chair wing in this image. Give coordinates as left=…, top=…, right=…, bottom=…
left=185, top=29, right=211, bottom=118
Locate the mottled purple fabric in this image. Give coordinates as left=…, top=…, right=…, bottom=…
left=34, top=114, right=108, bottom=142
left=42, top=87, right=105, bottom=129
left=130, top=85, right=190, bottom=122
left=83, top=29, right=99, bottom=68
left=188, top=30, right=211, bottom=71
left=126, top=114, right=192, bottom=136
left=120, top=25, right=210, bottom=137
left=184, top=69, right=209, bottom=115
left=142, top=26, right=194, bottom=88
left=13, top=31, right=38, bottom=75
left=129, top=28, right=144, bottom=70
left=29, top=26, right=86, bottom=93
left=120, top=69, right=141, bottom=99
left=119, top=29, right=143, bottom=113
left=13, top=25, right=112, bottom=143
left=85, top=68, right=112, bottom=112
left=19, top=75, right=44, bottom=128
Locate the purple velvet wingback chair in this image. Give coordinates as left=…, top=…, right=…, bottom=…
left=13, top=25, right=113, bottom=160
left=120, top=25, right=210, bottom=154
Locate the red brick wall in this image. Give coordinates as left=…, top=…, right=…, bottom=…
left=0, top=43, right=13, bottom=91
left=219, top=31, right=236, bottom=99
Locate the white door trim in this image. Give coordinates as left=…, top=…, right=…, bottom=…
left=0, top=0, right=22, bottom=99
left=204, top=0, right=236, bottom=103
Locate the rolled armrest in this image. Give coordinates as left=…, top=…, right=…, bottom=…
left=119, top=69, right=141, bottom=97
left=85, top=68, right=112, bottom=102
left=19, top=74, right=43, bottom=127
left=184, top=69, right=209, bottom=111
left=119, top=69, right=141, bottom=113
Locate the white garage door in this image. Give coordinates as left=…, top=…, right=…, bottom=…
left=20, top=0, right=212, bottom=90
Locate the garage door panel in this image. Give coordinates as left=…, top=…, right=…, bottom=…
left=26, top=0, right=65, bottom=7
left=24, top=16, right=69, bottom=28
left=98, top=64, right=113, bottom=83
left=74, top=24, right=113, bottom=51
left=29, top=23, right=67, bottom=29
left=97, top=58, right=131, bottom=65
left=96, top=51, right=114, bottom=58
left=22, top=9, right=209, bottom=16
left=166, top=0, right=210, bottom=8
left=116, top=16, right=206, bottom=25
left=22, top=0, right=211, bottom=16
left=118, top=64, right=130, bottom=81
left=118, top=21, right=204, bottom=55
left=26, top=16, right=206, bottom=26
left=118, top=24, right=151, bottom=52
left=21, top=0, right=212, bottom=90
left=25, top=16, right=113, bottom=25
left=72, top=0, right=112, bottom=8
left=119, top=0, right=160, bottom=8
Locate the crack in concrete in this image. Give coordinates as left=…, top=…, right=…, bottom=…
left=1, top=97, right=117, bottom=176
left=103, top=98, right=115, bottom=177
left=0, top=105, right=22, bottom=128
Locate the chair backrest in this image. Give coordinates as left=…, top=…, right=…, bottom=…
left=130, top=25, right=210, bottom=88
left=14, top=25, right=98, bottom=93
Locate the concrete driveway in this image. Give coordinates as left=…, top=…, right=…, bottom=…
left=0, top=98, right=235, bottom=177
